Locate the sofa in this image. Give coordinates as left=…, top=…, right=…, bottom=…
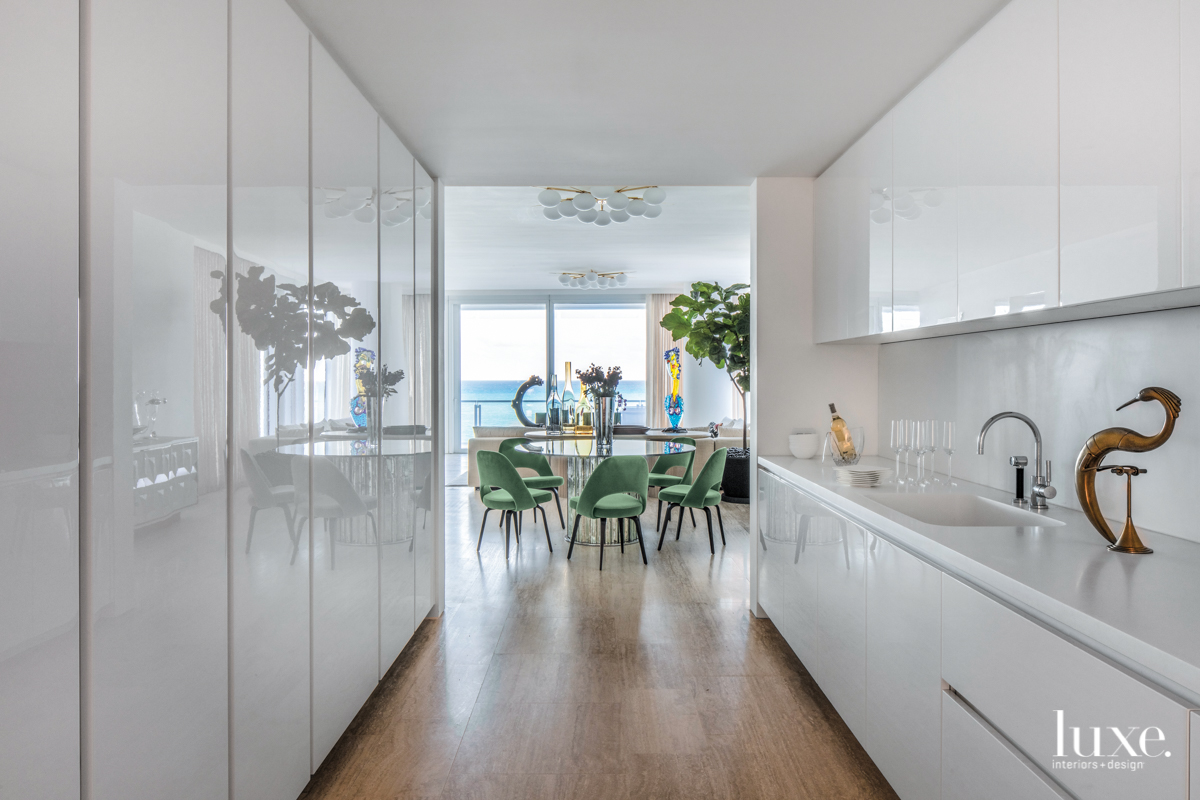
left=466, top=426, right=746, bottom=491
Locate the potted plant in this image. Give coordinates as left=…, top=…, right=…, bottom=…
left=659, top=281, right=751, bottom=502
left=575, top=364, right=622, bottom=450
left=357, top=364, right=405, bottom=443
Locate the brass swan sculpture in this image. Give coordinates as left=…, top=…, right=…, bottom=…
left=1074, top=387, right=1180, bottom=553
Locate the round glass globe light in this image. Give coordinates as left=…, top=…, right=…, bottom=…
left=340, top=192, right=367, bottom=211
left=569, top=277, right=580, bottom=288
left=870, top=207, right=891, bottom=224
left=379, top=194, right=399, bottom=212
left=643, top=204, right=662, bottom=218
left=606, top=193, right=629, bottom=210
left=557, top=199, right=578, bottom=217
left=354, top=205, right=377, bottom=223
left=594, top=209, right=611, bottom=226
left=591, top=186, right=615, bottom=199
left=572, top=192, right=596, bottom=211
left=538, top=189, right=561, bottom=207
left=627, top=199, right=647, bottom=216
left=610, top=209, right=630, bottom=223
left=615, top=273, right=628, bottom=285
left=578, top=208, right=598, bottom=223
left=585, top=271, right=599, bottom=282
left=558, top=274, right=572, bottom=285
left=643, top=186, right=667, bottom=205
left=543, top=207, right=562, bottom=220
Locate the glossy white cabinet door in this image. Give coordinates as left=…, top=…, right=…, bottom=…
left=0, top=0, right=79, bottom=795
left=756, top=470, right=781, bottom=621
left=310, top=41, right=381, bottom=769
left=1060, top=0, right=1181, bottom=304
left=814, top=113, right=893, bottom=341
left=941, top=691, right=1070, bottom=800
left=812, top=512, right=867, bottom=740
left=379, top=121, right=417, bottom=672
left=230, top=1, right=312, bottom=797
left=1181, top=0, right=1200, bottom=286
left=413, top=160, right=435, bottom=624
left=88, top=0, right=230, bottom=796
left=955, top=0, right=1058, bottom=321
left=1191, top=711, right=1199, bottom=799
left=865, top=533, right=941, bottom=800
left=781, top=488, right=820, bottom=670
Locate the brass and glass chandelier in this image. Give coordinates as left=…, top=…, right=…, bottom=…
left=536, top=186, right=667, bottom=226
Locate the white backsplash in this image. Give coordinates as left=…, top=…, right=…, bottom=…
left=877, top=306, right=1200, bottom=545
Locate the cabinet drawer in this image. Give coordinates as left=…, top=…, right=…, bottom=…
left=942, top=690, right=1070, bottom=800
left=942, top=575, right=1189, bottom=800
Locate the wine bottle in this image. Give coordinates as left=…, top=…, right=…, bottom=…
left=829, top=403, right=858, bottom=461
left=562, top=361, right=575, bottom=432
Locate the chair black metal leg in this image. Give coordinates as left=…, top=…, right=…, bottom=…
left=676, top=505, right=686, bottom=540
left=690, top=508, right=697, bottom=527
left=715, top=504, right=726, bottom=545
left=539, top=505, right=553, bottom=552
left=245, top=507, right=259, bottom=554
left=619, top=518, right=625, bottom=553
left=568, top=513, right=582, bottom=560
left=552, top=488, right=565, bottom=528
left=504, top=511, right=511, bottom=559
left=478, top=508, right=490, bottom=551
left=634, top=516, right=648, bottom=564
left=599, top=518, right=606, bottom=571
left=656, top=498, right=663, bottom=531
left=516, top=511, right=522, bottom=541
left=658, top=505, right=673, bottom=551
left=704, top=507, right=715, bottom=554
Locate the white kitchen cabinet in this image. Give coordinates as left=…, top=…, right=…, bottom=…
left=942, top=574, right=1190, bottom=800
left=756, top=469, right=787, bottom=626
left=892, top=55, right=959, bottom=331
left=954, top=0, right=1058, bottom=321
left=941, top=690, right=1070, bottom=800
left=811, top=509, right=868, bottom=739
left=1191, top=711, right=1199, bottom=799
left=814, top=113, right=893, bottom=341
left=781, top=488, right=820, bottom=670
left=865, top=533, right=942, bottom=800
left=1181, top=0, right=1200, bottom=286
left=1059, top=0, right=1181, bottom=304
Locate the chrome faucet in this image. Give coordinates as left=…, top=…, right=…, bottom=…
left=977, top=412, right=1056, bottom=509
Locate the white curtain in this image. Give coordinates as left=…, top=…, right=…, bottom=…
left=403, top=293, right=432, bottom=428
left=646, top=293, right=682, bottom=429
left=193, top=248, right=227, bottom=495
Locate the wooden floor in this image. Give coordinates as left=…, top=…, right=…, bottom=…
left=300, top=486, right=898, bottom=800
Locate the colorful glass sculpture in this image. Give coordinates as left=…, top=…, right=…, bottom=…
left=351, top=347, right=375, bottom=426
left=663, top=347, right=685, bottom=431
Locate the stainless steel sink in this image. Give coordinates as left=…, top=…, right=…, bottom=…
left=867, top=492, right=1065, bottom=528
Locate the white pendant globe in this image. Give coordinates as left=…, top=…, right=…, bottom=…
left=594, top=209, right=611, bottom=226
left=557, top=199, right=578, bottom=217
left=543, top=206, right=562, bottom=220
left=558, top=274, right=572, bottom=285
left=591, top=186, right=615, bottom=199
left=610, top=209, right=630, bottom=223
left=586, top=271, right=599, bottom=282
left=569, top=277, right=580, bottom=288
left=870, top=207, right=891, bottom=224
left=572, top=192, right=596, bottom=211
left=607, top=193, right=629, bottom=210
left=578, top=208, right=598, bottom=223
left=643, top=204, right=663, bottom=218
left=643, top=186, right=667, bottom=205
left=615, top=273, right=628, bottom=285
left=379, top=193, right=399, bottom=212
left=596, top=276, right=608, bottom=287
left=354, top=205, right=377, bottom=223
left=538, top=189, right=561, bottom=207
left=627, top=199, right=647, bottom=216
left=324, top=203, right=343, bottom=218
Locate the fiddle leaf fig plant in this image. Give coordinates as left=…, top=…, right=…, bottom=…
left=659, top=281, right=750, bottom=449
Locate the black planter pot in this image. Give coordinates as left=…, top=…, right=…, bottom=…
left=721, top=448, right=751, bottom=504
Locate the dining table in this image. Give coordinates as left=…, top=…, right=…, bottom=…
left=516, top=437, right=696, bottom=546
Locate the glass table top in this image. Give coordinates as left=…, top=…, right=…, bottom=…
left=516, top=438, right=695, bottom=458
left=276, top=440, right=428, bottom=457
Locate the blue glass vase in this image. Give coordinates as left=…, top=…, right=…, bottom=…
left=664, top=394, right=684, bottom=431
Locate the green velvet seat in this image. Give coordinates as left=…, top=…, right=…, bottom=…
left=477, top=450, right=555, bottom=558
left=647, top=436, right=696, bottom=532
left=567, top=455, right=649, bottom=570
left=499, top=437, right=566, bottom=528
left=658, top=447, right=728, bottom=555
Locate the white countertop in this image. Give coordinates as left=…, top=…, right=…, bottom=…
left=759, top=455, right=1200, bottom=707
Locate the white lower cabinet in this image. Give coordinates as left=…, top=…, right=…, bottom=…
left=1191, top=711, right=1199, bottom=799
left=865, top=533, right=943, bottom=800
left=942, top=690, right=1070, bottom=800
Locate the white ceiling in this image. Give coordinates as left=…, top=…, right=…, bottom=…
left=289, top=0, right=1008, bottom=185
left=444, top=186, right=750, bottom=293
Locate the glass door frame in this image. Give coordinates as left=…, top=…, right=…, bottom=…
left=447, top=291, right=649, bottom=453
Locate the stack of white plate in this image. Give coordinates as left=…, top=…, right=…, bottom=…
left=834, top=465, right=893, bottom=487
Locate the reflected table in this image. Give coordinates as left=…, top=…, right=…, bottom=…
left=277, top=439, right=431, bottom=546
left=517, top=438, right=696, bottom=546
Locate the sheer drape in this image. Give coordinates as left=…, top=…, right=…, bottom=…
left=645, top=293, right=681, bottom=429
left=404, top=294, right=432, bottom=428
left=194, top=248, right=227, bottom=495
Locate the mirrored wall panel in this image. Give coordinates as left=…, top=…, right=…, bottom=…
left=414, top=161, right=435, bottom=622
left=0, top=0, right=80, bottom=797
left=88, top=0, right=230, bottom=797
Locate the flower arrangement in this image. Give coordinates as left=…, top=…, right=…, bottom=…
left=357, top=364, right=405, bottom=398
left=575, top=364, right=622, bottom=397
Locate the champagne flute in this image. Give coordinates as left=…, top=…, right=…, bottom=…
left=903, top=419, right=916, bottom=484
left=918, top=420, right=934, bottom=486
left=889, top=420, right=903, bottom=480
left=941, top=421, right=956, bottom=486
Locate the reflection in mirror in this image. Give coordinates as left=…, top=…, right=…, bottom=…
left=414, top=160, right=435, bottom=622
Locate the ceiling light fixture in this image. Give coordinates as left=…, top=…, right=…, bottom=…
left=309, top=186, right=431, bottom=227
left=537, top=186, right=667, bottom=225
left=557, top=271, right=630, bottom=290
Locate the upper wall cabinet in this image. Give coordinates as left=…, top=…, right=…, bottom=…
left=816, top=0, right=1195, bottom=342
left=1060, top=0, right=1180, bottom=304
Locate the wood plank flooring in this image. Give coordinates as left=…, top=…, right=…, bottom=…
left=300, top=487, right=899, bottom=800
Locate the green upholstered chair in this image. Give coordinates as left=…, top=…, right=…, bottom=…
left=648, top=436, right=696, bottom=532
left=567, top=455, right=649, bottom=570
left=499, top=437, right=566, bottom=528
left=658, top=447, right=728, bottom=554
left=476, top=450, right=555, bottom=558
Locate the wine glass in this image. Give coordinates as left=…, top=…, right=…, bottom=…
left=889, top=420, right=903, bottom=480
left=918, top=420, right=935, bottom=486
left=941, top=421, right=956, bottom=486
left=903, top=419, right=916, bottom=484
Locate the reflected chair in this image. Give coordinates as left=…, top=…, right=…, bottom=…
left=567, top=455, right=649, bottom=570
left=290, top=455, right=378, bottom=569
left=477, top=450, right=555, bottom=558
left=240, top=449, right=296, bottom=554
left=498, top=438, right=566, bottom=528
left=658, top=447, right=728, bottom=555
left=648, top=436, right=696, bottom=532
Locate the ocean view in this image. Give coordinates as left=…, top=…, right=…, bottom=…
left=460, top=379, right=647, bottom=446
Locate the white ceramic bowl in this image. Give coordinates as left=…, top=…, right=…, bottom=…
left=788, top=431, right=820, bottom=459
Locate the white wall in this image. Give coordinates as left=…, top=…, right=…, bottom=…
left=877, top=306, right=1200, bottom=545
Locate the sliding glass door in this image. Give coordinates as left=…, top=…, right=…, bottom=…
left=457, top=305, right=547, bottom=448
